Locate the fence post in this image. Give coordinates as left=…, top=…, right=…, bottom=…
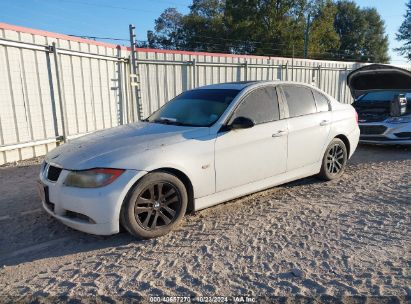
left=269, top=59, right=274, bottom=80
left=129, top=24, right=142, bottom=122
left=291, top=44, right=295, bottom=81
left=192, top=58, right=197, bottom=88
left=123, top=57, right=131, bottom=124
left=279, top=62, right=282, bottom=80
left=317, top=65, right=322, bottom=89
left=116, top=46, right=124, bottom=125
left=285, top=63, right=289, bottom=81
left=343, top=66, right=348, bottom=103
left=51, top=42, right=67, bottom=143
left=244, top=60, right=248, bottom=81
left=45, top=51, right=60, bottom=139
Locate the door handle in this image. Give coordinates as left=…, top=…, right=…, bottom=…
left=320, top=120, right=331, bottom=126
left=272, top=130, right=288, bottom=137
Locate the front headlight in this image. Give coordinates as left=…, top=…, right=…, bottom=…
left=386, top=116, right=411, bottom=124
left=64, top=168, right=125, bottom=188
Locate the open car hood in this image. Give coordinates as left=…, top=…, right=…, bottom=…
left=347, top=64, right=411, bottom=99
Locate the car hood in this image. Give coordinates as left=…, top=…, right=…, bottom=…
left=46, top=122, right=209, bottom=170
left=347, top=64, right=411, bottom=99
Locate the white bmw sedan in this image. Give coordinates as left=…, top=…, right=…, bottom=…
left=38, top=81, right=360, bottom=238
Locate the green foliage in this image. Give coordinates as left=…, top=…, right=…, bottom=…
left=308, top=0, right=340, bottom=59
left=224, top=0, right=306, bottom=56
left=148, top=0, right=390, bottom=62
left=334, top=1, right=389, bottom=62
left=148, top=8, right=186, bottom=50
left=396, top=0, right=411, bottom=61
left=183, top=0, right=227, bottom=52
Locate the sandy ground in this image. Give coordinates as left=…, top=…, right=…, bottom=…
left=0, top=145, right=410, bottom=302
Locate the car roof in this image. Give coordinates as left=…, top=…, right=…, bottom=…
left=194, top=80, right=319, bottom=91
left=194, top=81, right=260, bottom=90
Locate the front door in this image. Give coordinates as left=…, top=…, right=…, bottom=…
left=215, top=86, right=288, bottom=192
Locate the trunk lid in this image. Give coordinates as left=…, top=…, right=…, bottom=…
left=347, top=64, right=411, bottom=99
left=348, top=64, right=411, bottom=122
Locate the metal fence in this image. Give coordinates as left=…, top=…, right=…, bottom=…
left=135, top=51, right=364, bottom=118
left=0, top=23, right=401, bottom=165
left=0, top=23, right=131, bottom=165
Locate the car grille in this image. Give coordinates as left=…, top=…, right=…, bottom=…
left=394, top=132, right=411, bottom=138
left=47, top=165, right=62, bottom=182
left=359, top=125, right=387, bottom=135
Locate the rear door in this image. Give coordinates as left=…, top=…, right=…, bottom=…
left=280, top=85, right=331, bottom=171
left=215, top=86, right=288, bottom=192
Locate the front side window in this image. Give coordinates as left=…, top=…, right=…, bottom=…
left=147, top=89, right=240, bottom=127
left=230, top=86, right=280, bottom=124
left=282, top=85, right=317, bottom=117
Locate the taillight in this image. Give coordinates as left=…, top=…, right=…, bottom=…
left=355, top=111, right=358, bottom=124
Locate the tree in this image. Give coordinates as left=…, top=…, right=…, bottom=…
left=334, top=1, right=366, bottom=60
left=224, top=0, right=306, bottom=56
left=396, top=0, right=411, bottom=61
left=147, top=0, right=390, bottom=62
left=334, top=0, right=389, bottom=62
left=362, top=8, right=390, bottom=63
left=307, top=0, right=340, bottom=59
left=148, top=8, right=186, bottom=50
left=182, top=0, right=228, bottom=52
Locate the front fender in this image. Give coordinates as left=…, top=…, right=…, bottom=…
left=110, top=136, right=216, bottom=199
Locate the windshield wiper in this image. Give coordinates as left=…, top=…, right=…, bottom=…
left=153, top=117, right=194, bottom=126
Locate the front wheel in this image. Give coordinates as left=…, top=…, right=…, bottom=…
left=121, top=172, right=188, bottom=239
left=318, top=138, right=348, bottom=181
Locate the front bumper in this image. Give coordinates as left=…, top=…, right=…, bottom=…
left=359, top=121, right=411, bottom=145
left=359, top=138, right=411, bottom=145
left=39, top=163, right=147, bottom=235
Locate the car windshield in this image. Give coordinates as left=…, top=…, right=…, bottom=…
left=146, top=89, right=240, bottom=127
left=358, top=91, right=407, bottom=102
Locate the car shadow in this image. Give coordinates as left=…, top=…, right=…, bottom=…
left=283, top=177, right=323, bottom=188
left=0, top=229, right=141, bottom=267
left=0, top=164, right=151, bottom=267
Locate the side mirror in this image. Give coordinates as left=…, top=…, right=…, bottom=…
left=229, top=116, right=255, bottom=130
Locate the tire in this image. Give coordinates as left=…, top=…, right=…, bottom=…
left=318, top=138, right=348, bottom=181
left=120, top=172, right=188, bottom=239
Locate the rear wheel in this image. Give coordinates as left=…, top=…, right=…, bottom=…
left=121, top=172, right=187, bottom=239
left=318, top=138, right=347, bottom=180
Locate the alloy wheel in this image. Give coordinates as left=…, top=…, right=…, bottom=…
left=326, top=143, right=345, bottom=175
left=134, top=182, right=182, bottom=230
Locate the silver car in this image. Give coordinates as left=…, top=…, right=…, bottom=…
left=348, top=64, right=411, bottom=145
left=38, top=81, right=359, bottom=238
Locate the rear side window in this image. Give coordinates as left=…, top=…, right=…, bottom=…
left=232, top=86, right=280, bottom=124
left=312, top=90, right=330, bottom=112
left=282, top=85, right=317, bottom=117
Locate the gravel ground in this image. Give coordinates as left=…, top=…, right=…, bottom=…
left=0, top=145, right=410, bottom=303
